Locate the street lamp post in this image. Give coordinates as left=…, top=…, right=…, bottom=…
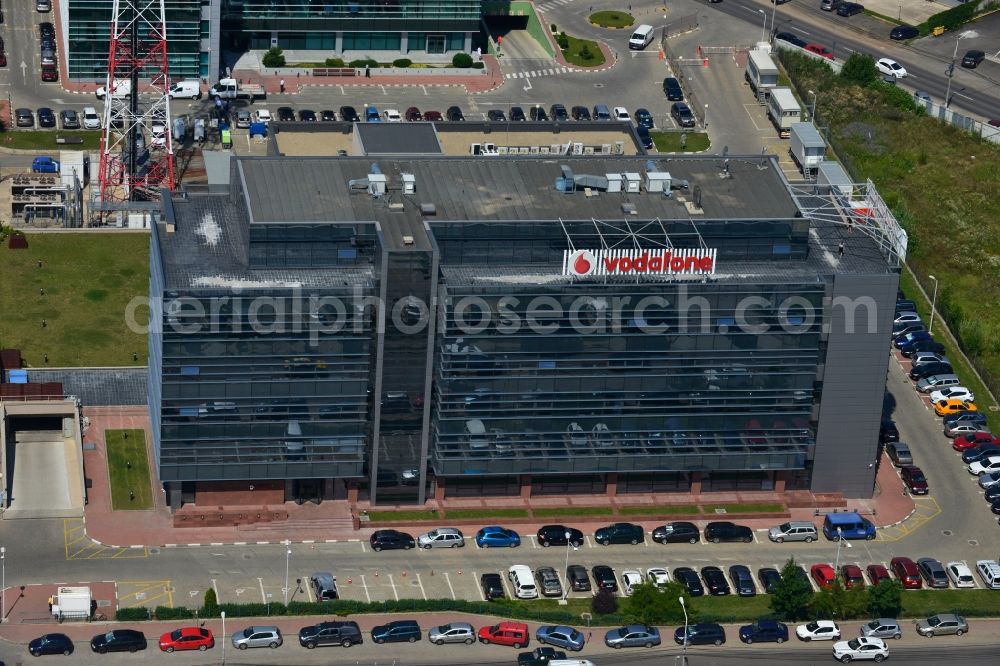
left=1, top=546, right=5, bottom=625
left=807, top=90, right=818, bottom=121
left=561, top=531, right=575, bottom=604
left=833, top=527, right=852, bottom=571
left=769, top=0, right=779, bottom=41
left=758, top=9, right=767, bottom=44
left=220, top=610, right=226, bottom=665
left=928, top=275, right=939, bottom=335
left=283, top=540, right=292, bottom=605
left=945, top=31, right=978, bottom=108
left=679, top=596, right=688, bottom=665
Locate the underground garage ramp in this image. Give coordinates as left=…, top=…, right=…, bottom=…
left=3, top=413, right=84, bottom=519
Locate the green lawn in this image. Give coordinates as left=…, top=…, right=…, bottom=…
left=444, top=508, right=529, bottom=520
left=618, top=504, right=699, bottom=516
left=2, top=130, right=102, bottom=151
left=559, top=35, right=606, bottom=67
left=901, top=589, right=1000, bottom=617
left=105, top=429, right=153, bottom=510
left=589, top=11, right=634, bottom=28
left=650, top=131, right=711, bottom=153
left=702, top=503, right=785, bottom=514
left=532, top=506, right=615, bottom=518
left=366, top=509, right=440, bottom=522
left=0, top=233, right=149, bottom=366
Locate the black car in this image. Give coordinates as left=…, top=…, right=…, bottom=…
left=895, top=299, right=917, bottom=313
left=591, top=565, right=618, bottom=591
left=635, top=108, right=654, bottom=129
left=901, top=339, right=946, bottom=357
left=663, top=77, right=684, bottom=101
left=537, top=524, right=584, bottom=547
left=339, top=106, right=360, bottom=122
left=15, top=108, right=34, bottom=127
left=37, top=107, right=57, bottom=128
left=40, top=22, right=55, bottom=39
left=321, top=109, right=336, bottom=121
left=890, top=25, right=919, bottom=40
left=487, top=109, right=506, bottom=121
left=909, top=361, right=952, bottom=380
left=571, top=105, right=591, bottom=120
left=566, top=564, right=592, bottom=591
left=446, top=106, right=465, bottom=121
left=670, top=102, right=696, bottom=128
left=729, top=565, right=757, bottom=597
left=481, top=572, right=505, bottom=600
left=60, top=109, right=80, bottom=129
left=674, top=623, right=726, bottom=646
left=29, top=633, right=74, bottom=656
left=519, top=647, right=567, bottom=666
left=990, top=498, right=1000, bottom=514
left=652, top=521, right=700, bottom=544
left=277, top=107, right=295, bottom=122
left=758, top=567, right=782, bottom=594
left=704, top=521, right=753, bottom=544
left=90, top=630, right=147, bottom=654
left=550, top=104, right=569, bottom=121
left=985, top=485, right=1000, bottom=502
left=701, top=566, right=731, bottom=595
left=298, top=109, right=317, bottom=121
left=636, top=125, right=652, bottom=149
left=595, top=522, right=644, bottom=545
left=510, top=106, right=526, bottom=121
left=774, top=32, right=807, bottom=48
left=879, top=420, right=899, bottom=444
left=963, top=443, right=1000, bottom=465
left=673, top=567, right=705, bottom=596
left=529, top=106, right=549, bottom=121
left=836, top=2, right=864, bottom=16
left=962, top=49, right=985, bottom=69
left=944, top=411, right=988, bottom=428
left=369, top=529, right=415, bottom=551
left=739, top=620, right=788, bottom=644
left=371, top=620, right=421, bottom=644
left=297, top=621, right=363, bottom=649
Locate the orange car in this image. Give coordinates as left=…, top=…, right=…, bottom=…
left=934, top=399, right=978, bottom=417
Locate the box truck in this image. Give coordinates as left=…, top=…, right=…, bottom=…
left=766, top=87, right=801, bottom=138
left=746, top=49, right=779, bottom=102
left=789, top=122, right=826, bottom=174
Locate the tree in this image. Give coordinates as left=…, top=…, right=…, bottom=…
left=810, top=581, right=865, bottom=620
left=840, top=53, right=878, bottom=86
left=592, top=587, right=618, bottom=615
left=867, top=579, right=903, bottom=617
left=621, top=582, right=690, bottom=625
left=770, top=558, right=814, bottom=621
left=202, top=588, right=219, bottom=617
left=452, top=52, right=473, bottom=68
left=262, top=46, right=286, bottom=68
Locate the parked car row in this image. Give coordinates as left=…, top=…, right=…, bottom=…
left=39, top=20, right=58, bottom=81
left=14, top=106, right=87, bottom=130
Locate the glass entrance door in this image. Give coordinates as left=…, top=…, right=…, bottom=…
left=427, top=34, right=445, bottom=54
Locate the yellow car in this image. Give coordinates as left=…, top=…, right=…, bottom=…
left=934, top=399, right=978, bottom=417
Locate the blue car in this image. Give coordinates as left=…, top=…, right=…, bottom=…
left=894, top=330, right=930, bottom=349
left=636, top=125, right=653, bottom=149
left=536, top=625, right=586, bottom=651
left=739, top=619, right=788, bottom=644
left=31, top=156, right=60, bottom=173
left=365, top=106, right=381, bottom=122
left=475, top=525, right=521, bottom=548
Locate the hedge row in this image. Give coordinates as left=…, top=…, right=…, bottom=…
left=919, top=0, right=999, bottom=34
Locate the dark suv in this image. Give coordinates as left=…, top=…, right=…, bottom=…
left=909, top=361, right=952, bottom=380
left=739, top=620, right=788, bottom=644
left=481, top=573, right=505, bottom=600
left=369, top=529, right=415, bottom=551
left=537, top=525, right=583, bottom=547
left=371, top=620, right=421, bottom=644
left=298, top=621, right=363, bottom=649
left=674, top=623, right=726, bottom=646
left=652, top=521, right=700, bottom=544
left=90, top=630, right=147, bottom=654
left=704, top=521, right=753, bottom=543
left=663, top=77, right=684, bottom=101
left=591, top=565, right=618, bottom=591
left=594, top=522, right=644, bottom=545
left=549, top=104, right=569, bottom=121
left=670, top=102, right=696, bottom=128
left=836, top=2, right=864, bottom=16
left=566, top=565, right=591, bottom=591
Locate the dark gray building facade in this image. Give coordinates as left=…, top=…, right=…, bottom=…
left=149, top=155, right=903, bottom=508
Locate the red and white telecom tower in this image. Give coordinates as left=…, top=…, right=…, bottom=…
left=97, top=0, right=175, bottom=210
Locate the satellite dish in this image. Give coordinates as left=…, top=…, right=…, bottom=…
left=693, top=184, right=703, bottom=209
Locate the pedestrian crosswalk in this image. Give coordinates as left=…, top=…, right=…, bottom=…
left=505, top=66, right=575, bottom=80
left=537, top=0, right=576, bottom=11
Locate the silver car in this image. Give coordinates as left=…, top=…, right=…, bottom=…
left=860, top=618, right=901, bottom=640
left=417, top=527, right=465, bottom=549
left=231, top=626, right=282, bottom=649
left=427, top=622, right=475, bottom=645
left=604, top=624, right=661, bottom=648
left=915, top=613, right=968, bottom=637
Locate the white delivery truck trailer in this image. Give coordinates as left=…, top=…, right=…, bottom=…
left=767, top=87, right=801, bottom=138
left=209, top=78, right=266, bottom=101
left=746, top=49, right=779, bottom=102
left=53, top=586, right=92, bottom=620
left=789, top=122, right=827, bottom=174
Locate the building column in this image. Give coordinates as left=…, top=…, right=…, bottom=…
left=606, top=473, right=619, bottom=497
left=347, top=480, right=358, bottom=503
left=323, top=478, right=335, bottom=500
left=520, top=475, right=532, bottom=500
left=464, top=32, right=473, bottom=53
left=400, top=32, right=409, bottom=54
left=284, top=479, right=295, bottom=502
left=690, top=472, right=703, bottom=495
left=335, top=32, right=343, bottom=54
left=434, top=477, right=446, bottom=502
left=774, top=471, right=787, bottom=493
left=168, top=482, right=182, bottom=511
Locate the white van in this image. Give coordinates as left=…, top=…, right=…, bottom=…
left=82, top=107, right=102, bottom=129
left=549, top=661, right=596, bottom=666
left=976, top=560, right=1000, bottom=589
left=629, top=24, right=655, bottom=50
left=508, top=565, right=539, bottom=599
left=96, top=79, right=132, bottom=100
left=168, top=80, right=202, bottom=99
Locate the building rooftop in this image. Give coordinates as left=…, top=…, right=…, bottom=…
left=354, top=122, right=443, bottom=155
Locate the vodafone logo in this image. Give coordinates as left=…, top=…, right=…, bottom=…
left=567, top=250, right=597, bottom=276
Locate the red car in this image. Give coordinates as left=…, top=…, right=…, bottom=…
left=805, top=44, right=834, bottom=59
left=867, top=564, right=891, bottom=586
left=811, top=563, right=837, bottom=589
left=158, top=627, right=214, bottom=652
left=953, top=432, right=995, bottom=451
left=404, top=106, right=422, bottom=121
left=890, top=557, right=922, bottom=589
left=41, top=64, right=58, bottom=82
left=424, top=110, right=443, bottom=122
left=477, top=621, right=529, bottom=648
left=841, top=564, right=865, bottom=589
left=900, top=466, right=928, bottom=495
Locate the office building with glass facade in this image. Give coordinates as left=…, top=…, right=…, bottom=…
left=151, top=154, right=901, bottom=510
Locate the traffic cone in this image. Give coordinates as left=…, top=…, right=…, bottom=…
left=658, top=47, right=664, bottom=61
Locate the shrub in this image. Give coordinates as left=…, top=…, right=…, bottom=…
left=349, top=58, right=379, bottom=68
left=580, top=44, right=593, bottom=60
left=262, top=46, right=286, bottom=68
left=920, top=0, right=993, bottom=34
left=452, top=52, right=473, bottom=68
left=324, top=57, right=345, bottom=67
left=840, top=53, right=877, bottom=87
left=557, top=32, right=570, bottom=49
left=115, top=607, right=150, bottom=621
left=551, top=23, right=557, bottom=32
left=154, top=605, right=196, bottom=620
left=592, top=588, right=618, bottom=615
left=472, top=62, right=485, bottom=69
left=202, top=588, right=218, bottom=617
left=393, top=58, right=412, bottom=68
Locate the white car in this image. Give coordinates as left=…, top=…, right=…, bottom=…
left=893, top=312, right=920, bottom=324
left=417, top=528, right=464, bottom=549
left=646, top=567, right=670, bottom=587
left=82, top=106, right=102, bottom=129
left=946, top=561, right=975, bottom=588
left=930, top=386, right=975, bottom=403
left=383, top=109, right=402, bottom=122
left=832, top=636, right=889, bottom=662
left=150, top=123, right=167, bottom=147
left=969, top=456, right=1000, bottom=475
left=978, top=470, right=1000, bottom=489
left=621, top=570, right=642, bottom=596
left=254, top=109, right=272, bottom=124
left=796, top=620, right=841, bottom=641
left=876, top=58, right=907, bottom=78
left=612, top=106, right=631, bottom=122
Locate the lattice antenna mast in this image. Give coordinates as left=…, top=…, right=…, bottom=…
left=98, top=0, right=175, bottom=211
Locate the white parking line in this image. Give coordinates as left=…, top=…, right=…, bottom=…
left=500, top=570, right=514, bottom=599
left=585, top=535, right=593, bottom=548
left=443, top=572, right=457, bottom=600
left=360, top=541, right=366, bottom=553
left=752, top=531, right=759, bottom=544
left=257, top=577, right=266, bottom=604
left=388, top=573, right=400, bottom=601
left=473, top=571, right=485, bottom=601
left=416, top=573, right=428, bottom=600
left=528, top=535, right=538, bottom=549
left=360, top=574, right=372, bottom=603
left=211, top=578, right=220, bottom=601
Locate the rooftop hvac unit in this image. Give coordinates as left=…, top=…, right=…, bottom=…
left=645, top=171, right=671, bottom=192
left=470, top=143, right=482, bottom=155
left=601, top=144, right=612, bottom=154
left=368, top=173, right=387, bottom=195
left=605, top=173, right=622, bottom=193
left=623, top=172, right=641, bottom=192
left=401, top=173, right=416, bottom=194
left=483, top=143, right=497, bottom=154
left=497, top=146, right=509, bottom=154
left=614, top=141, right=625, bottom=154
left=572, top=142, right=583, bottom=155
left=519, top=147, right=530, bottom=154
left=583, top=146, right=594, bottom=154
left=540, top=146, right=550, bottom=154
left=550, top=144, right=562, bottom=154
left=530, top=146, right=540, bottom=154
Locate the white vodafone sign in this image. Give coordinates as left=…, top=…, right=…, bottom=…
left=563, top=248, right=717, bottom=277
